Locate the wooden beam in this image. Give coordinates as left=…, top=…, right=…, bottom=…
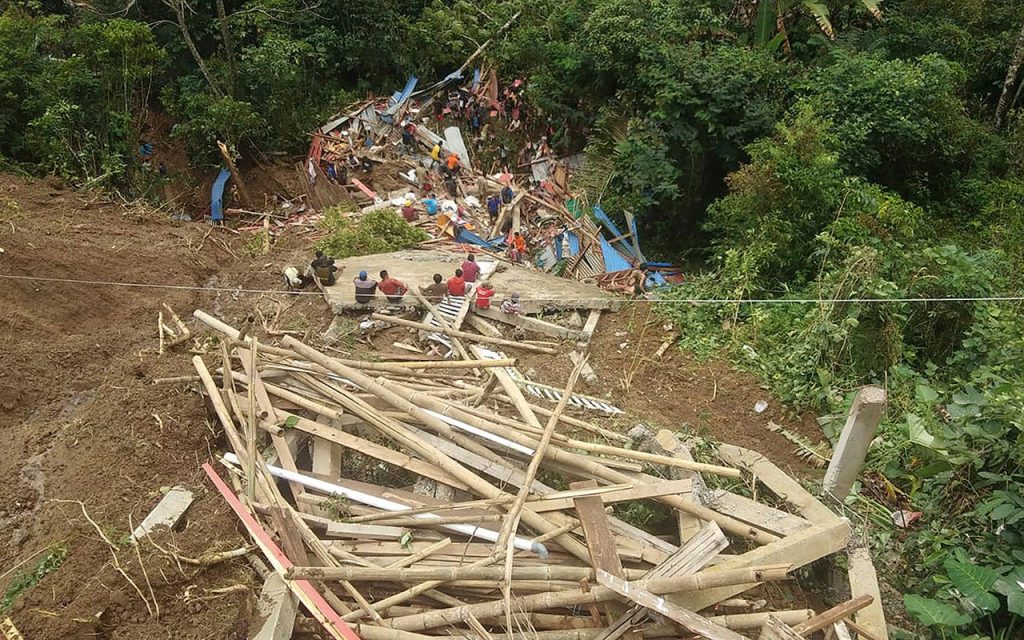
left=596, top=570, right=747, bottom=640
left=708, top=490, right=812, bottom=538
left=474, top=306, right=582, bottom=341
left=578, top=310, right=602, bottom=346
left=791, top=596, right=873, bottom=636
left=670, top=518, right=851, bottom=612
left=717, top=443, right=836, bottom=524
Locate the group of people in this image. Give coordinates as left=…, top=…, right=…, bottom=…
left=349, top=253, right=519, bottom=315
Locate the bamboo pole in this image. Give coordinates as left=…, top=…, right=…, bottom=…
left=280, top=336, right=591, bottom=564
left=496, top=354, right=587, bottom=634
left=351, top=357, right=517, bottom=370
left=371, top=377, right=774, bottom=543
left=288, top=565, right=649, bottom=582
left=370, top=314, right=557, bottom=354
left=357, top=514, right=501, bottom=528
left=384, top=565, right=793, bottom=631
left=246, top=340, right=258, bottom=503
left=409, top=287, right=477, bottom=370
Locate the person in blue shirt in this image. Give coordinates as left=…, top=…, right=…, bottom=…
left=422, top=194, right=438, bottom=216
left=487, top=195, right=500, bottom=222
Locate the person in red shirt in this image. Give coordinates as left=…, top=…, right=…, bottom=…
left=474, top=282, right=495, bottom=310
left=401, top=200, right=417, bottom=222
left=378, top=270, right=408, bottom=303
left=461, top=253, right=481, bottom=282
left=447, top=268, right=467, bottom=297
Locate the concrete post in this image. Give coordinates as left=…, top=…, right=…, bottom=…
left=252, top=573, right=298, bottom=640
left=823, top=386, right=886, bottom=501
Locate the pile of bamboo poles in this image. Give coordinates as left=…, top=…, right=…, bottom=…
left=190, top=309, right=878, bottom=640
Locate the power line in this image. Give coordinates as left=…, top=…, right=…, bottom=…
left=2, top=274, right=1023, bottom=304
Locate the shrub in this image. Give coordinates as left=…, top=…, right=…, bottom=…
left=316, top=208, right=428, bottom=259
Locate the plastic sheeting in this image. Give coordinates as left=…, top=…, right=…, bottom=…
left=210, top=167, right=231, bottom=222
left=457, top=228, right=500, bottom=250
left=383, top=76, right=418, bottom=120
left=599, top=234, right=633, bottom=272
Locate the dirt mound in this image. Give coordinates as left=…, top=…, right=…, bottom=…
left=0, top=174, right=323, bottom=638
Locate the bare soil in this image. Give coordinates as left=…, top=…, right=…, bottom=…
left=0, top=173, right=829, bottom=638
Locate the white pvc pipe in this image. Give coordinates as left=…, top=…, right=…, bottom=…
left=223, top=453, right=547, bottom=557
left=423, top=409, right=534, bottom=456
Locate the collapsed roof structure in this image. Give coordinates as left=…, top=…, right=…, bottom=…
left=301, top=70, right=682, bottom=296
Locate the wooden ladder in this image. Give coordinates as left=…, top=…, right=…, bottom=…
left=1, top=618, right=25, bottom=640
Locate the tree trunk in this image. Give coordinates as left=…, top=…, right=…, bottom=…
left=214, top=0, right=238, bottom=96
left=165, top=0, right=225, bottom=99
left=995, top=19, right=1024, bottom=129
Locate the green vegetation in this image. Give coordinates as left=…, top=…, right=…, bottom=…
left=1, top=546, right=68, bottom=614
left=316, top=208, right=428, bottom=259
left=2, top=0, right=1024, bottom=635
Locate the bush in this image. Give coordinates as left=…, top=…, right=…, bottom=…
left=316, top=208, right=428, bottom=259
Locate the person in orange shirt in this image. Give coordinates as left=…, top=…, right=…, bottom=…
left=508, top=231, right=527, bottom=263
left=446, top=152, right=461, bottom=174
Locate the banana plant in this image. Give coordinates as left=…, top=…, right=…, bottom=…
left=753, top=0, right=883, bottom=50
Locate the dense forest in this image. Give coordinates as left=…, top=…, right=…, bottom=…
left=1, top=0, right=1023, bottom=636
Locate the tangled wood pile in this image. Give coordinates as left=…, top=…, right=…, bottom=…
left=188, top=309, right=886, bottom=640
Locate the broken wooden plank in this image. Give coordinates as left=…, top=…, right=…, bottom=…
left=759, top=615, right=805, bottom=640
left=595, top=521, right=729, bottom=640
left=717, top=443, right=836, bottom=524
left=131, top=487, right=194, bottom=541
left=791, top=595, right=873, bottom=636
left=202, top=464, right=361, bottom=640
left=847, top=547, right=889, bottom=640
left=596, top=569, right=747, bottom=640
left=708, top=489, right=812, bottom=538
left=474, top=306, right=582, bottom=341
left=670, top=518, right=851, bottom=612
left=578, top=310, right=602, bottom=346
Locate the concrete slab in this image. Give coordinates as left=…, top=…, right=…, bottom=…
left=321, top=249, right=623, bottom=315
left=131, top=487, right=194, bottom=541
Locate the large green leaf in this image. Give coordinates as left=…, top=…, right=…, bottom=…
left=802, top=1, right=834, bottom=38
left=944, top=559, right=1001, bottom=613
left=903, top=594, right=971, bottom=627
left=753, top=0, right=776, bottom=47
left=860, top=0, right=883, bottom=19
left=994, top=568, right=1024, bottom=616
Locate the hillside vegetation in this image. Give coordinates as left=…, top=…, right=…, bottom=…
left=1, top=0, right=1023, bottom=636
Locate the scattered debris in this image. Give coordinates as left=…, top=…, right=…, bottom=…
left=130, top=486, right=195, bottom=541
left=178, top=309, right=889, bottom=639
